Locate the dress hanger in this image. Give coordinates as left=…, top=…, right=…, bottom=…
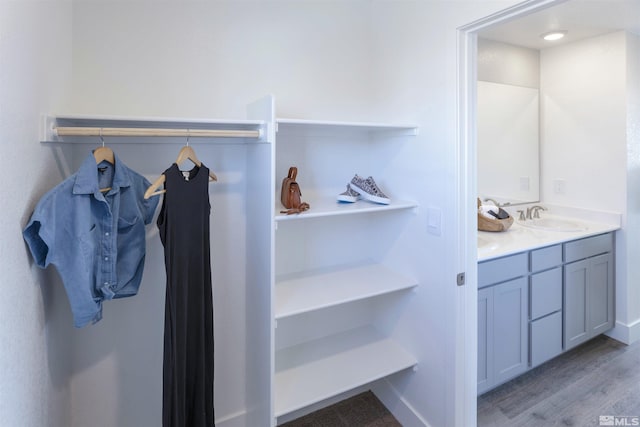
left=144, top=131, right=217, bottom=199
left=94, top=129, right=114, bottom=193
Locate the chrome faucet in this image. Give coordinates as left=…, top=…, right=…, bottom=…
left=527, top=205, right=547, bottom=220
left=484, top=198, right=500, bottom=207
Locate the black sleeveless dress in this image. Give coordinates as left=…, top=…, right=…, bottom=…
left=157, top=163, right=214, bottom=427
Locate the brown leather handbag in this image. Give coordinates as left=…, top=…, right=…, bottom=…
left=280, top=166, right=310, bottom=215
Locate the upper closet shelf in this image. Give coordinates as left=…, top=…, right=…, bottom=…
left=276, top=118, right=418, bottom=136
left=42, top=114, right=269, bottom=143
left=276, top=198, right=417, bottom=222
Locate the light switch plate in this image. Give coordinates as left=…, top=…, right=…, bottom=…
left=553, top=179, right=566, bottom=194
left=427, top=206, right=442, bottom=236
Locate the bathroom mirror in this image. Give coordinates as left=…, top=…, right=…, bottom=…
left=477, top=80, right=539, bottom=205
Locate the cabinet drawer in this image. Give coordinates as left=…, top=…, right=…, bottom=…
left=479, top=253, right=528, bottom=288
left=531, top=267, right=562, bottom=319
left=564, top=233, right=613, bottom=263
left=531, top=245, right=562, bottom=272
left=530, top=311, right=563, bottom=367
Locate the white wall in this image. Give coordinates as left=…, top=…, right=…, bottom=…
left=623, top=32, right=640, bottom=341
left=366, top=2, right=521, bottom=426
left=540, top=31, right=640, bottom=343
left=540, top=31, right=627, bottom=210
left=7, top=1, right=523, bottom=427
left=70, top=1, right=375, bottom=120
left=0, top=1, right=74, bottom=426
left=68, top=2, right=377, bottom=427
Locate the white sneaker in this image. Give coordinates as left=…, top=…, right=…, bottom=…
left=349, top=175, right=390, bottom=205
left=337, top=184, right=361, bottom=203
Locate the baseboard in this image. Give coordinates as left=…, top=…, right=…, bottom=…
left=606, top=319, right=640, bottom=344
left=371, top=380, right=431, bottom=427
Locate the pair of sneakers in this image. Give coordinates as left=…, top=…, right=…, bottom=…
left=337, top=174, right=391, bottom=205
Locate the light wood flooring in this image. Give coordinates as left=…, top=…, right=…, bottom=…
left=478, top=335, right=640, bottom=426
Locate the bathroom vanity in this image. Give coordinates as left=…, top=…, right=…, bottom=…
left=477, top=214, right=619, bottom=395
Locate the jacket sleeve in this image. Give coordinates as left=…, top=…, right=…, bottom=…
left=23, top=197, right=56, bottom=268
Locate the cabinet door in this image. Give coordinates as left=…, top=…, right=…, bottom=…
left=530, top=311, right=563, bottom=367
left=588, top=253, right=614, bottom=336
left=493, top=277, right=528, bottom=386
left=477, top=287, right=494, bottom=394
left=564, top=259, right=589, bottom=350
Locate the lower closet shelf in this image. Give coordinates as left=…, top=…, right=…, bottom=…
left=274, top=326, right=417, bottom=418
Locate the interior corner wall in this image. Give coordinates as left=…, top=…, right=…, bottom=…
left=0, top=1, right=74, bottom=426
left=477, top=38, right=540, bottom=88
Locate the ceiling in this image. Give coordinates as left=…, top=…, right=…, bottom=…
left=477, top=0, right=640, bottom=50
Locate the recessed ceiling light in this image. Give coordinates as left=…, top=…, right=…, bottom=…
left=541, top=30, right=567, bottom=41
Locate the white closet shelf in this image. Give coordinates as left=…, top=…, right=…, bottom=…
left=276, top=118, right=418, bottom=136
left=274, top=325, right=416, bottom=418
left=42, top=114, right=268, bottom=143
left=275, top=198, right=417, bottom=221
left=275, top=263, right=417, bottom=320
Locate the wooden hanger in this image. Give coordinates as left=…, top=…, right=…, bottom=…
left=174, top=145, right=218, bottom=182
left=94, top=146, right=115, bottom=165
left=144, top=144, right=217, bottom=199
left=94, top=130, right=115, bottom=193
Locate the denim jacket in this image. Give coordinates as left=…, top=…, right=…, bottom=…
left=23, top=152, right=159, bottom=327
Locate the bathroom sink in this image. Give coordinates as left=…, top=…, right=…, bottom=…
left=518, top=217, right=588, bottom=232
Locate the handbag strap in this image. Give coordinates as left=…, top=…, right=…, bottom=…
left=288, top=166, right=297, bottom=181
left=280, top=202, right=310, bottom=215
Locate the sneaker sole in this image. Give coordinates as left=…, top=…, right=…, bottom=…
left=337, top=195, right=358, bottom=203
left=349, top=183, right=390, bottom=204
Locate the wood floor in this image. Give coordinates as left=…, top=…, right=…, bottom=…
left=280, top=391, right=401, bottom=427
left=478, top=335, right=640, bottom=426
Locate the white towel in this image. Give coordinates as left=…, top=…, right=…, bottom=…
left=479, top=205, right=499, bottom=220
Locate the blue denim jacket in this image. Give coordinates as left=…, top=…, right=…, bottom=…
left=23, top=152, right=159, bottom=327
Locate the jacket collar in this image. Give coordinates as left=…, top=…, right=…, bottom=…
left=73, top=151, right=131, bottom=195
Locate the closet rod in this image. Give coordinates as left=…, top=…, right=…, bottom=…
left=53, top=126, right=261, bottom=139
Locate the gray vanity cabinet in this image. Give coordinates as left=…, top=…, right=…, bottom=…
left=478, top=253, right=528, bottom=394
left=564, top=234, right=614, bottom=350
left=478, top=231, right=615, bottom=394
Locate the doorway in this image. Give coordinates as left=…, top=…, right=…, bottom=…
left=456, top=0, right=639, bottom=424
left=457, top=1, right=564, bottom=424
